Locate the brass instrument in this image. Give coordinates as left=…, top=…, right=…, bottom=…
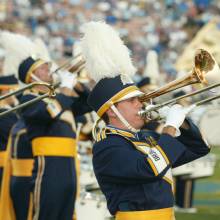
left=139, top=49, right=218, bottom=102
left=0, top=82, right=56, bottom=118
left=0, top=53, right=87, bottom=118
left=139, top=82, right=220, bottom=118
left=138, top=49, right=220, bottom=118
left=53, top=53, right=85, bottom=74
left=52, top=53, right=88, bottom=84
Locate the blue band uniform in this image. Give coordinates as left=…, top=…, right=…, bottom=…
left=92, top=119, right=210, bottom=220
left=10, top=119, right=33, bottom=220
left=20, top=89, right=91, bottom=220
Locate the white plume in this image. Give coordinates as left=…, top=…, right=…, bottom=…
left=80, top=21, right=136, bottom=84
left=144, top=50, right=159, bottom=84
left=33, top=38, right=51, bottom=62
left=72, top=40, right=82, bottom=57
left=0, top=30, right=50, bottom=76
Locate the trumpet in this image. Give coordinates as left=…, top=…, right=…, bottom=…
left=0, top=82, right=56, bottom=118
left=138, top=49, right=220, bottom=118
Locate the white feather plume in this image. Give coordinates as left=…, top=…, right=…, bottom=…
left=33, top=38, right=51, bottom=62
left=80, top=21, right=136, bottom=84
left=72, top=40, right=82, bottom=57
left=0, top=30, right=50, bottom=76
left=144, top=50, right=159, bottom=84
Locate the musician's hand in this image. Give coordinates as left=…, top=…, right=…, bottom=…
left=164, top=104, right=194, bottom=137
left=158, top=106, right=170, bottom=119
left=60, top=71, right=77, bottom=89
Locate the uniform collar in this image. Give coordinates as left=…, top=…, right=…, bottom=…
left=106, top=125, right=136, bottom=138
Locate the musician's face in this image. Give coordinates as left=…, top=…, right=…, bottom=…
left=33, top=63, right=52, bottom=83
left=112, top=96, right=145, bottom=130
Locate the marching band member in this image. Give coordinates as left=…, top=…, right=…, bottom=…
left=0, top=75, right=19, bottom=220
left=80, top=21, right=210, bottom=220
left=10, top=118, right=33, bottom=220
left=18, top=56, right=91, bottom=220
left=0, top=75, right=18, bottom=191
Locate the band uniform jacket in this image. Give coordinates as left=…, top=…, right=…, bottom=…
left=0, top=107, right=18, bottom=187
left=92, top=119, right=210, bottom=216
left=10, top=119, right=33, bottom=220
left=19, top=90, right=91, bottom=220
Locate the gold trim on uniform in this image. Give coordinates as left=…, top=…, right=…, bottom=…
left=0, top=151, right=6, bottom=167
left=155, top=145, right=170, bottom=165
left=147, top=157, right=159, bottom=176
left=33, top=156, right=45, bottom=220
left=32, top=137, right=76, bottom=157
left=11, top=159, right=34, bottom=176
left=12, top=128, right=26, bottom=158
left=116, top=207, right=175, bottom=220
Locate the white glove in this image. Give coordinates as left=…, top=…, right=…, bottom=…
left=164, top=104, right=196, bottom=137
left=143, top=105, right=169, bottom=120
left=60, top=71, right=77, bottom=89
left=158, top=106, right=170, bottom=119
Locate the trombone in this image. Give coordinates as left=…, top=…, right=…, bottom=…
left=138, top=49, right=220, bottom=118
left=0, top=82, right=56, bottom=118
left=52, top=53, right=85, bottom=74
left=0, top=53, right=87, bottom=119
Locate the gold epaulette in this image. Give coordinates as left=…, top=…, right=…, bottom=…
left=95, top=127, right=136, bottom=142
left=95, top=128, right=107, bottom=142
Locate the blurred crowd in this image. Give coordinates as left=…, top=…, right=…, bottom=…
left=0, top=0, right=220, bottom=80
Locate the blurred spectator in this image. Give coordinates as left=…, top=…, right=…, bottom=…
left=0, top=0, right=220, bottom=81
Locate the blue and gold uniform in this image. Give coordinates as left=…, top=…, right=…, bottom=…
left=17, top=55, right=92, bottom=220
left=80, top=21, right=211, bottom=220
left=0, top=75, right=18, bottom=191
left=93, top=121, right=209, bottom=219
left=10, top=119, right=33, bottom=220
left=0, top=108, right=17, bottom=189
left=20, top=89, right=90, bottom=220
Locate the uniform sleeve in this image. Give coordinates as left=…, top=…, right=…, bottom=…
left=71, top=84, right=92, bottom=116
left=173, top=118, right=210, bottom=167
left=93, top=139, right=171, bottom=184
left=20, top=93, right=73, bottom=122
left=0, top=110, right=17, bottom=148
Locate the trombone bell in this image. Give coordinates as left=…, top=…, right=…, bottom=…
left=139, top=49, right=220, bottom=102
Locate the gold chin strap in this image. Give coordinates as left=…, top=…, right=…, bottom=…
left=110, top=104, right=139, bottom=133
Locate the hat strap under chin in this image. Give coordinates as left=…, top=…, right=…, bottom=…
left=30, top=73, right=43, bottom=83
left=111, top=104, right=139, bottom=133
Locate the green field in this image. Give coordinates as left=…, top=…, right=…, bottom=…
left=176, top=147, right=220, bottom=220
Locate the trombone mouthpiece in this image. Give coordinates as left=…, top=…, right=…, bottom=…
left=138, top=109, right=146, bottom=117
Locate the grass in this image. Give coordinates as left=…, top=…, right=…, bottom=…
left=177, top=146, right=220, bottom=219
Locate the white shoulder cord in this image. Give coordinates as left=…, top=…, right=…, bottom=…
left=111, top=104, right=139, bottom=133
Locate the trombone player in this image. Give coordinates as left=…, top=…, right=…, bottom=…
left=0, top=75, right=18, bottom=192
left=17, top=55, right=91, bottom=220
left=81, top=21, right=210, bottom=220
